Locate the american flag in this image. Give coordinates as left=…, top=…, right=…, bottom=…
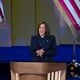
left=59, top=0, right=80, bottom=30
left=0, top=0, right=5, bottom=23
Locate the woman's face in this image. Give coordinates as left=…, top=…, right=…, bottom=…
left=39, top=23, right=46, bottom=36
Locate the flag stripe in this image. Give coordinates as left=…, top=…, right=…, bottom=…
left=74, top=0, right=80, bottom=10
left=70, top=0, right=80, bottom=17
left=63, top=0, right=80, bottom=26
left=59, top=0, right=80, bottom=30
left=0, top=8, right=2, bottom=16
left=0, top=0, right=5, bottom=18
left=0, top=0, right=5, bottom=23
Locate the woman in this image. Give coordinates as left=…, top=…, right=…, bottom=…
left=31, top=21, right=57, bottom=62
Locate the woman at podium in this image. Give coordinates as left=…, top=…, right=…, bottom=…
left=31, top=21, right=57, bottom=62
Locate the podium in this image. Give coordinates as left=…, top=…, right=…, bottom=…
left=10, top=62, right=67, bottom=80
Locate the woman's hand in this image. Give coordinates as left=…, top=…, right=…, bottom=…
left=36, top=49, right=45, bottom=57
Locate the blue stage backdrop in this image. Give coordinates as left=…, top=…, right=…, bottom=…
left=0, top=44, right=80, bottom=62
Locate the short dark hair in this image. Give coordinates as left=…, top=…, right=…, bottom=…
left=37, top=21, right=50, bottom=36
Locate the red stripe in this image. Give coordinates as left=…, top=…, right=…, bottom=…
left=70, top=0, right=80, bottom=17
left=59, top=0, right=80, bottom=30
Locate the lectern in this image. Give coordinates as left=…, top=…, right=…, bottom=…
left=10, top=62, right=66, bottom=80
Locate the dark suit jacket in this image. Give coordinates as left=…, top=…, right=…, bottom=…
left=31, top=35, right=57, bottom=62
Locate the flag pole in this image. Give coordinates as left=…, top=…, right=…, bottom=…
left=72, top=28, right=77, bottom=63
left=72, top=24, right=80, bottom=67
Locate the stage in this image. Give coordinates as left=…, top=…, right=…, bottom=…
left=0, top=45, right=80, bottom=80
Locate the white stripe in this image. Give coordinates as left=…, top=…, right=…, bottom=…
left=64, top=0, right=80, bottom=27
left=74, top=0, right=80, bottom=10
left=0, top=16, right=2, bottom=22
